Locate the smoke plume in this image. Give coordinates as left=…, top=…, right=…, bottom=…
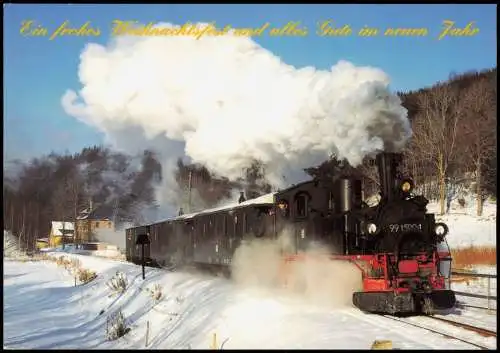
left=230, top=230, right=362, bottom=308
left=62, top=21, right=411, bottom=191
left=93, top=226, right=130, bottom=251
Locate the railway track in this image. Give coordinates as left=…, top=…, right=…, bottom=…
left=455, top=300, right=497, bottom=312
left=429, top=316, right=496, bottom=338
left=382, top=315, right=496, bottom=350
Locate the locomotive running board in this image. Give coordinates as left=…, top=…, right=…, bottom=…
left=353, top=290, right=456, bottom=315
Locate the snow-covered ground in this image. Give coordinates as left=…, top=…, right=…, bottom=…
left=3, top=253, right=496, bottom=350
left=3, top=197, right=496, bottom=350
left=451, top=265, right=497, bottom=316
left=426, top=199, right=496, bottom=249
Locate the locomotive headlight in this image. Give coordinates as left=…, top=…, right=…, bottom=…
left=367, top=223, right=378, bottom=235
left=435, top=222, right=449, bottom=237
left=400, top=178, right=414, bottom=193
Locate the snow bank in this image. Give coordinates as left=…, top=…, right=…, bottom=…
left=395, top=198, right=499, bottom=250
left=471, top=266, right=497, bottom=276
left=428, top=200, right=497, bottom=249
left=4, top=253, right=495, bottom=349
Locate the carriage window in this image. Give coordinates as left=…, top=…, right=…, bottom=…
left=295, top=194, right=308, bottom=218
left=218, top=216, right=223, bottom=235
left=257, top=206, right=272, bottom=216
left=278, top=200, right=289, bottom=217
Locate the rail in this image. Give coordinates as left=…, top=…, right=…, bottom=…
left=452, top=271, right=497, bottom=279
left=382, top=315, right=494, bottom=350
left=451, top=271, right=496, bottom=311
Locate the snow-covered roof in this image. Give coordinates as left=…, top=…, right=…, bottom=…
left=77, top=206, right=114, bottom=221
left=155, top=192, right=276, bottom=224
left=76, top=209, right=90, bottom=220
left=51, top=221, right=75, bottom=236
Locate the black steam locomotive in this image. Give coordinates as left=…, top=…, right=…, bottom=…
left=125, top=152, right=456, bottom=315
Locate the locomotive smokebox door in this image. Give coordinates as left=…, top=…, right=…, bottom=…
left=136, top=233, right=151, bottom=280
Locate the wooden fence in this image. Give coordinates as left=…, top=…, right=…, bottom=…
left=451, top=271, right=496, bottom=310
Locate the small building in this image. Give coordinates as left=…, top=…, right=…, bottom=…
left=48, top=221, right=75, bottom=247
left=75, top=205, right=115, bottom=244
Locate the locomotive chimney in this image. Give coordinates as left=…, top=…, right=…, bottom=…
left=376, top=152, right=401, bottom=201
left=238, top=192, right=246, bottom=204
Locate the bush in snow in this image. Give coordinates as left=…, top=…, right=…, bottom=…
left=3, top=230, right=28, bottom=260
left=105, top=309, right=130, bottom=341
left=451, top=245, right=496, bottom=268
left=145, top=283, right=163, bottom=304
left=56, top=255, right=67, bottom=266
left=67, top=258, right=83, bottom=277
left=56, top=255, right=74, bottom=269
left=78, top=269, right=97, bottom=284
left=70, top=257, right=82, bottom=270
left=31, top=253, right=49, bottom=261
left=106, top=271, right=128, bottom=294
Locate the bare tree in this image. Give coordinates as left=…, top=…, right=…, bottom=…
left=51, top=178, right=73, bottom=248
left=400, top=146, right=433, bottom=197
left=413, top=83, right=463, bottom=214
left=356, top=159, right=380, bottom=199
left=67, top=170, right=85, bottom=246
left=18, top=203, right=27, bottom=251
left=460, top=77, right=497, bottom=215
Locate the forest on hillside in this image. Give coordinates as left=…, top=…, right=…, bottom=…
left=3, top=67, right=496, bottom=251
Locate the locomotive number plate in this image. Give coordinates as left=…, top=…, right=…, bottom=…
left=388, top=223, right=423, bottom=233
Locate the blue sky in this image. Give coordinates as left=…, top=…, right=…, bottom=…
left=4, top=4, right=497, bottom=163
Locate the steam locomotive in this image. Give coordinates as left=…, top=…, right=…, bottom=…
left=125, top=152, right=456, bottom=315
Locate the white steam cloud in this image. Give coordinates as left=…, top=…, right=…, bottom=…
left=62, top=22, right=411, bottom=188
left=93, top=226, right=129, bottom=251
left=230, top=230, right=362, bottom=308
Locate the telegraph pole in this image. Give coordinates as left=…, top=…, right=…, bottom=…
left=62, top=217, right=66, bottom=250
left=187, top=171, right=192, bottom=213
left=87, top=197, right=93, bottom=243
